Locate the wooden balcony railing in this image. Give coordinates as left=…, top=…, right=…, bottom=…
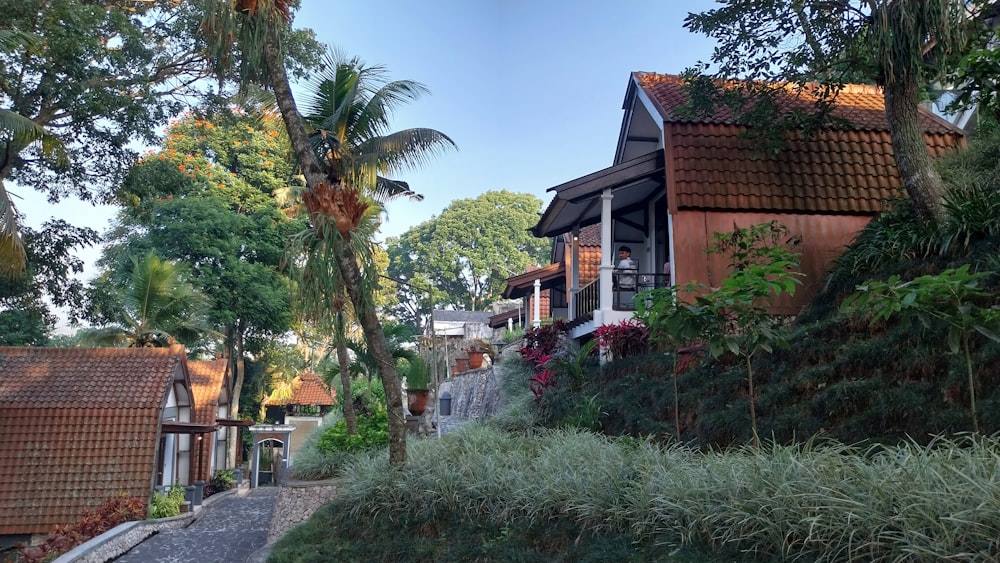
left=574, top=279, right=599, bottom=320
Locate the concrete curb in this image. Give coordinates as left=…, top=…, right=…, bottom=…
left=52, top=486, right=242, bottom=563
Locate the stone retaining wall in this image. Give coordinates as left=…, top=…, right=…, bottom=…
left=446, top=366, right=502, bottom=420
left=266, top=481, right=338, bottom=543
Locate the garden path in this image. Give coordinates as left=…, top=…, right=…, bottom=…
left=114, top=487, right=277, bottom=563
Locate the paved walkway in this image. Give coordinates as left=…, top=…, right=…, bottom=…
left=115, top=487, right=278, bottom=563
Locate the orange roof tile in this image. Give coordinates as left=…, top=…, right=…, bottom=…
left=265, top=372, right=335, bottom=407
left=635, top=73, right=960, bottom=134
left=0, top=346, right=188, bottom=535
left=634, top=73, right=965, bottom=214
left=188, top=358, right=230, bottom=426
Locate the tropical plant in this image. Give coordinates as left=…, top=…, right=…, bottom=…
left=403, top=356, right=431, bottom=391
left=594, top=319, right=649, bottom=361
left=79, top=253, right=217, bottom=348
left=636, top=283, right=714, bottom=440
left=843, top=265, right=1000, bottom=433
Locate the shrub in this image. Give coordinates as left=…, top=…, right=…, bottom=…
left=148, top=485, right=186, bottom=519
left=595, top=319, right=649, bottom=360
left=18, top=494, right=146, bottom=563
left=317, top=410, right=389, bottom=454
left=205, top=469, right=236, bottom=497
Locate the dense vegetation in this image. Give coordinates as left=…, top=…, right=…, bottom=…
left=269, top=114, right=1000, bottom=563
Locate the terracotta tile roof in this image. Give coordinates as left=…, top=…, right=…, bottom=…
left=265, top=372, right=335, bottom=407
left=635, top=73, right=961, bottom=134
left=188, top=358, right=229, bottom=426
left=634, top=73, right=965, bottom=214
left=0, top=346, right=187, bottom=535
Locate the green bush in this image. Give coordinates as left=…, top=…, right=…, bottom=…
left=317, top=410, right=389, bottom=454
left=148, top=485, right=186, bottom=519
left=210, top=469, right=235, bottom=491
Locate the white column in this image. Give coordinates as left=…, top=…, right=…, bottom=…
left=569, top=229, right=580, bottom=321
left=532, top=279, right=541, bottom=328
left=162, top=433, right=176, bottom=487
left=599, top=190, right=614, bottom=313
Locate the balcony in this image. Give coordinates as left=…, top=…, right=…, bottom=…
left=573, top=272, right=672, bottom=320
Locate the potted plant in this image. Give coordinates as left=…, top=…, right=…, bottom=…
left=405, top=357, right=432, bottom=415
left=466, top=339, right=495, bottom=369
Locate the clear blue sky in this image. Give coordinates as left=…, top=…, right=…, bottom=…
left=19, top=0, right=717, bottom=280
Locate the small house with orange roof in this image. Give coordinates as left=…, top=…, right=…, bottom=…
left=0, top=345, right=210, bottom=546
left=262, top=372, right=336, bottom=466
left=187, top=357, right=234, bottom=484
left=525, top=72, right=966, bottom=339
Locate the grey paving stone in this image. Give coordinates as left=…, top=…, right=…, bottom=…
left=114, top=487, right=278, bottom=563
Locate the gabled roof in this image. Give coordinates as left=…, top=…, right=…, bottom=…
left=0, top=346, right=189, bottom=535
left=635, top=73, right=965, bottom=215
left=188, top=358, right=230, bottom=425
left=265, top=372, right=336, bottom=407
left=533, top=73, right=966, bottom=238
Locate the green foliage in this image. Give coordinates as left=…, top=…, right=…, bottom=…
left=97, top=110, right=304, bottom=356
left=148, top=485, right=186, bottom=519
left=80, top=253, right=216, bottom=348
left=386, top=190, right=549, bottom=323
left=210, top=469, right=236, bottom=492
left=317, top=410, right=389, bottom=455
left=271, top=426, right=1000, bottom=562
left=843, top=265, right=1000, bottom=432
left=0, top=220, right=98, bottom=345
left=403, top=356, right=431, bottom=390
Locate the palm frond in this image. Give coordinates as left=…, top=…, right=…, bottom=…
left=351, top=79, right=431, bottom=142
left=0, top=109, right=69, bottom=166
left=0, top=30, right=38, bottom=53
left=354, top=128, right=457, bottom=175
left=0, top=180, right=26, bottom=277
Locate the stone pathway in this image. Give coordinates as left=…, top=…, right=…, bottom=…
left=114, top=487, right=278, bottom=563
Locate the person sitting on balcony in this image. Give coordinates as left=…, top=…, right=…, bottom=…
left=616, top=245, right=637, bottom=290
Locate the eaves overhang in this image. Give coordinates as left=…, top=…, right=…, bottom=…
left=531, top=150, right=664, bottom=239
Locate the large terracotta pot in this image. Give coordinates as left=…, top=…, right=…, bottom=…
left=455, top=357, right=469, bottom=372
left=407, top=389, right=430, bottom=416
left=467, top=351, right=485, bottom=369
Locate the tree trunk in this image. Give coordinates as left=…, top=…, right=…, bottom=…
left=335, top=309, right=358, bottom=435
left=882, top=74, right=947, bottom=222
left=261, top=24, right=407, bottom=465
left=337, top=243, right=407, bottom=465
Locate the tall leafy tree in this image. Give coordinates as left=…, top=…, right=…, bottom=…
left=0, top=220, right=97, bottom=345
left=683, top=0, right=984, bottom=221
left=387, top=190, right=549, bottom=323
left=81, top=253, right=216, bottom=348
left=0, top=28, right=66, bottom=276
left=95, top=109, right=304, bottom=417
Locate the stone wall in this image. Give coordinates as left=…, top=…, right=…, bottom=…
left=266, top=481, right=338, bottom=544
left=446, top=365, right=502, bottom=420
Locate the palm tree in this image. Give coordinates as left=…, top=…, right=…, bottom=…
left=79, top=253, right=217, bottom=348
left=201, top=2, right=454, bottom=466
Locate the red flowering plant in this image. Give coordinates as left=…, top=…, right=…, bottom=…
left=17, top=494, right=146, bottom=563
left=519, top=320, right=568, bottom=399
left=595, top=319, right=649, bottom=361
